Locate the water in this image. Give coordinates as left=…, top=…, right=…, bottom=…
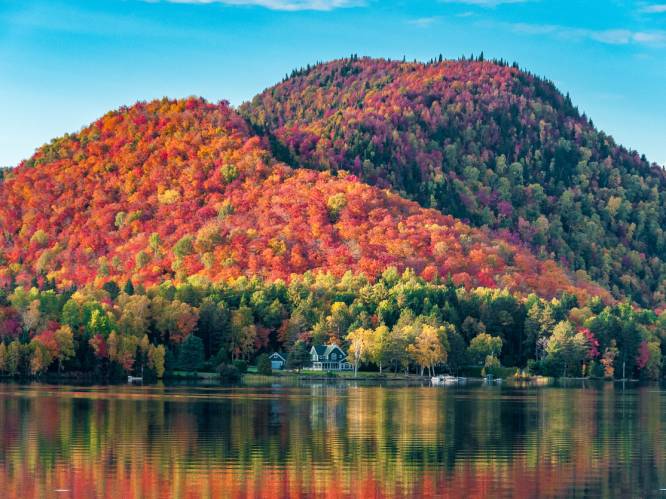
left=0, top=381, right=664, bottom=498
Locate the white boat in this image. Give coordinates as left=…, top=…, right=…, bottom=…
left=431, top=375, right=460, bottom=385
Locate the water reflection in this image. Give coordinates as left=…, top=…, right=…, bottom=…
left=0, top=383, right=664, bottom=498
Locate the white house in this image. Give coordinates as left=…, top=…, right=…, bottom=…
left=269, top=352, right=287, bottom=370
left=309, top=344, right=352, bottom=371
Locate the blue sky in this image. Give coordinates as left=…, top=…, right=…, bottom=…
left=1, top=0, right=665, bottom=167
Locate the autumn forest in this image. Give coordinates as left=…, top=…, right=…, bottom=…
left=1, top=56, right=665, bottom=381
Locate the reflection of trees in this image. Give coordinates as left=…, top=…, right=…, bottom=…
left=0, top=385, right=664, bottom=498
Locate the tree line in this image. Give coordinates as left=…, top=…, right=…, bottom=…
left=0, top=268, right=663, bottom=381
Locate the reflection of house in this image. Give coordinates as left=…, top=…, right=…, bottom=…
left=269, top=352, right=286, bottom=370
left=310, top=344, right=352, bottom=371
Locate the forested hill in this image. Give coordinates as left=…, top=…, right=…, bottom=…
left=0, top=98, right=602, bottom=301
left=242, top=56, right=666, bottom=307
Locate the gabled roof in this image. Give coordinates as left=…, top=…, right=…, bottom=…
left=312, top=345, right=327, bottom=356
left=324, top=344, right=346, bottom=358
left=269, top=352, right=286, bottom=361
left=310, top=343, right=347, bottom=359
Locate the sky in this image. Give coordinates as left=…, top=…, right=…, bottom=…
left=1, top=0, right=665, bottom=167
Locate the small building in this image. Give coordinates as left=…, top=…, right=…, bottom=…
left=309, top=344, right=353, bottom=371
left=269, top=352, right=287, bottom=370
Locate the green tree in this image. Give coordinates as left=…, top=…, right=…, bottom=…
left=256, top=353, right=272, bottom=375
left=116, top=294, right=151, bottom=337
left=286, top=340, right=309, bottom=372
left=178, top=334, right=205, bottom=372
left=467, top=333, right=503, bottom=365
left=102, top=281, right=121, bottom=300
left=643, top=341, right=662, bottom=381
left=545, top=321, right=588, bottom=377
left=197, top=298, right=230, bottom=358
left=369, top=325, right=391, bottom=374
left=443, top=326, right=467, bottom=375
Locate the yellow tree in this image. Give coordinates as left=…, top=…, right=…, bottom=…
left=0, top=343, right=6, bottom=373
left=148, top=344, right=166, bottom=379
left=370, top=325, right=391, bottom=374
left=346, top=327, right=373, bottom=377
left=54, top=325, right=75, bottom=373
left=408, top=325, right=447, bottom=377
left=6, top=341, right=21, bottom=376
left=230, top=306, right=257, bottom=360
left=30, top=340, right=53, bottom=375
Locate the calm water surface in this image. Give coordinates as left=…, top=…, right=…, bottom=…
left=0, top=381, right=664, bottom=498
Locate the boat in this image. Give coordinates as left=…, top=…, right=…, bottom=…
left=484, top=375, right=502, bottom=385
left=431, top=375, right=461, bottom=385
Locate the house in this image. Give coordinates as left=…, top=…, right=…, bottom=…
left=269, top=352, right=287, bottom=370
left=309, top=344, right=353, bottom=371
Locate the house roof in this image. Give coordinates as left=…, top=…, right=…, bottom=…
left=269, top=352, right=286, bottom=361
left=312, top=345, right=327, bottom=356
left=324, top=344, right=346, bottom=357
left=311, top=344, right=347, bottom=359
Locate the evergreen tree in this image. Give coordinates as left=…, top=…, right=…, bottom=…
left=286, top=341, right=309, bottom=372
left=178, top=334, right=205, bottom=372
left=256, top=353, right=272, bottom=375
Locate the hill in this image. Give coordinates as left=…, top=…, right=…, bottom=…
left=242, top=56, right=666, bottom=306
left=0, top=98, right=602, bottom=301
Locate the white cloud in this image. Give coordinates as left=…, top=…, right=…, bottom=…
left=640, top=4, right=666, bottom=13
left=406, top=16, right=440, bottom=27
left=507, top=22, right=666, bottom=47
left=155, top=0, right=365, bottom=10
left=441, top=0, right=528, bottom=7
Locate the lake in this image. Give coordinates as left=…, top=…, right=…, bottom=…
left=0, top=381, right=664, bottom=498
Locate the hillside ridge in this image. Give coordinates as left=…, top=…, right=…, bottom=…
left=242, top=56, right=666, bottom=306
left=0, top=97, right=604, bottom=302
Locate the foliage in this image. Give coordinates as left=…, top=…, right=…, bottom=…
left=481, top=355, right=501, bottom=377
left=0, top=263, right=659, bottom=380
left=601, top=340, right=619, bottom=379
left=216, top=363, right=241, bottom=382
left=232, top=359, right=248, bottom=374
left=178, top=334, right=205, bottom=372
left=544, top=321, right=588, bottom=377
left=0, top=98, right=604, bottom=303
left=244, top=57, right=666, bottom=307
left=256, top=353, right=272, bottom=375
left=286, top=340, right=309, bottom=372
left=467, top=333, right=503, bottom=365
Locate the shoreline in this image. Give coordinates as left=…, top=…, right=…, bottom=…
left=0, top=372, right=643, bottom=387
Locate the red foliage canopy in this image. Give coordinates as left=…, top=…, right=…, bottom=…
left=0, top=98, right=607, bottom=302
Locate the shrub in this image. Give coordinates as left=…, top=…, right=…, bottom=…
left=216, top=364, right=241, bottom=382
left=232, top=359, right=248, bottom=373
left=256, top=354, right=272, bottom=376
